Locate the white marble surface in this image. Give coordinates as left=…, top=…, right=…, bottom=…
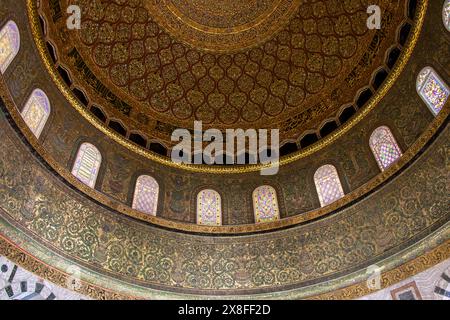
left=359, top=258, right=450, bottom=300
left=0, top=256, right=87, bottom=300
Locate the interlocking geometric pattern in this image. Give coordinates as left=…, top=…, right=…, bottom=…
left=369, top=126, right=402, bottom=171
left=0, top=20, right=20, bottom=74
left=444, top=0, right=450, bottom=32
left=64, top=0, right=384, bottom=130
left=21, top=89, right=51, bottom=138
left=197, top=189, right=222, bottom=226
left=314, top=165, right=345, bottom=207
left=132, top=175, right=159, bottom=216
left=416, top=67, right=449, bottom=116
left=252, top=185, right=280, bottom=223
left=71, top=143, right=102, bottom=188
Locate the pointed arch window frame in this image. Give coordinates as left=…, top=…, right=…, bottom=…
left=132, top=175, right=159, bottom=216
left=71, top=143, right=102, bottom=188
left=252, top=185, right=280, bottom=224
left=314, top=164, right=345, bottom=207
left=0, top=20, right=20, bottom=74
left=196, top=189, right=222, bottom=226
left=21, top=89, right=51, bottom=138
left=369, top=126, right=403, bottom=171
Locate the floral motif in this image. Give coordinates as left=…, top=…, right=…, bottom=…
left=197, top=189, right=222, bottom=226
left=253, top=186, right=280, bottom=223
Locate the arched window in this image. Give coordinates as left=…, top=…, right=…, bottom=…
left=369, top=126, right=402, bottom=171
left=444, top=0, right=450, bottom=32
left=21, top=89, right=51, bottom=138
left=252, top=185, right=280, bottom=223
left=416, top=67, right=450, bottom=115
left=71, top=143, right=102, bottom=188
left=0, top=20, right=20, bottom=73
left=314, top=165, right=345, bottom=207
left=196, top=189, right=222, bottom=226
left=416, top=67, right=449, bottom=116
left=132, top=175, right=159, bottom=216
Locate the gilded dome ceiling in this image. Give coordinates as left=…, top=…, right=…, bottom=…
left=0, top=0, right=449, bottom=301
left=39, top=0, right=406, bottom=148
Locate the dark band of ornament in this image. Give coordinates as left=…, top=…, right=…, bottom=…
left=0, top=232, right=448, bottom=300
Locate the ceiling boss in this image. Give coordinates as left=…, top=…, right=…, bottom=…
left=145, top=0, right=304, bottom=53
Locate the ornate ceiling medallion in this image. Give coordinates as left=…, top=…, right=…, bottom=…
left=145, top=0, right=303, bottom=52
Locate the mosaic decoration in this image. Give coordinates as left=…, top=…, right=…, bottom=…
left=71, top=143, right=102, bottom=188
left=0, top=93, right=449, bottom=294
left=0, top=20, right=20, bottom=74
left=416, top=67, right=449, bottom=116
left=21, top=89, right=50, bottom=138
left=132, top=175, right=159, bottom=216
left=370, top=126, right=402, bottom=171
left=196, top=189, right=222, bottom=226
left=314, top=165, right=345, bottom=207
left=252, top=185, right=280, bottom=223
left=39, top=0, right=408, bottom=148
left=444, top=0, right=450, bottom=32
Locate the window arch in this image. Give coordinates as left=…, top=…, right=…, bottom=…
left=132, top=175, right=159, bottom=216
left=416, top=67, right=449, bottom=116
left=0, top=20, right=20, bottom=73
left=252, top=185, right=280, bottom=223
left=314, top=165, right=345, bottom=207
left=21, top=89, right=51, bottom=138
left=71, top=143, right=102, bottom=188
left=196, top=189, right=222, bottom=226
left=369, top=126, right=402, bottom=171
left=444, top=0, right=450, bottom=32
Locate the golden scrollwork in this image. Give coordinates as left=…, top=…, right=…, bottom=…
left=0, top=232, right=448, bottom=300
left=25, top=0, right=429, bottom=174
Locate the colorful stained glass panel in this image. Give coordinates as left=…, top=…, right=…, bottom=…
left=132, top=175, right=159, bottom=216
left=444, top=0, right=450, bottom=32
left=71, top=143, right=102, bottom=188
left=197, top=189, right=222, bottom=226
left=253, top=185, right=280, bottom=223
left=0, top=21, right=20, bottom=73
left=370, top=126, right=402, bottom=171
left=416, top=67, right=449, bottom=116
left=314, top=165, right=345, bottom=207
left=21, top=89, right=51, bottom=138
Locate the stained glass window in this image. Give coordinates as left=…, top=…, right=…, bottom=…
left=314, top=165, right=345, bottom=207
left=197, top=189, right=222, bottom=226
left=71, top=143, right=102, bottom=188
left=132, top=175, right=159, bottom=216
left=369, top=126, right=402, bottom=171
left=253, top=185, right=280, bottom=223
left=444, top=0, right=450, bottom=32
left=21, top=89, right=51, bottom=138
left=0, top=20, right=20, bottom=73
left=416, top=67, right=449, bottom=116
